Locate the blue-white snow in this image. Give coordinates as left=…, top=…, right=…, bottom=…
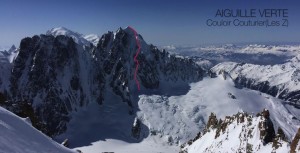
left=0, top=107, right=75, bottom=153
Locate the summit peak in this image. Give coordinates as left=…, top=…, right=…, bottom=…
left=46, top=27, right=92, bottom=46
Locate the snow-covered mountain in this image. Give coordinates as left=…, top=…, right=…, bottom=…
left=181, top=110, right=300, bottom=153
left=0, top=45, right=18, bottom=63
left=46, top=27, right=90, bottom=46
left=0, top=45, right=19, bottom=92
left=46, top=27, right=100, bottom=47
left=0, top=27, right=299, bottom=153
left=2, top=27, right=203, bottom=138
left=0, top=106, right=75, bottom=153
left=211, top=54, right=300, bottom=104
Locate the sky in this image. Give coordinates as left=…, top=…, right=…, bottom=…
left=0, top=0, right=299, bottom=47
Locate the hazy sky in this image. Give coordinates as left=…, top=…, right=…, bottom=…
left=0, top=0, right=299, bottom=47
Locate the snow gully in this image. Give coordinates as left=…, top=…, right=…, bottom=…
left=128, top=26, right=141, bottom=91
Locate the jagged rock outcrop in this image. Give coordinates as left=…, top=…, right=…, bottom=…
left=1, top=27, right=204, bottom=137
left=131, top=118, right=141, bottom=139
left=258, top=109, right=275, bottom=144
left=206, top=113, right=218, bottom=129
left=180, top=109, right=291, bottom=153
left=8, top=35, right=85, bottom=136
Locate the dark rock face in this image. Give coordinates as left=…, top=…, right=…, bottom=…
left=0, top=92, right=6, bottom=104
left=291, top=128, right=300, bottom=153
left=3, top=28, right=204, bottom=137
left=131, top=118, right=141, bottom=139
left=273, top=127, right=287, bottom=149
left=258, top=109, right=275, bottom=144
left=9, top=35, right=82, bottom=136
left=206, top=113, right=218, bottom=129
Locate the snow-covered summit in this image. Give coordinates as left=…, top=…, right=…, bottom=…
left=5, top=45, right=19, bottom=63
left=0, top=44, right=18, bottom=91
left=47, top=27, right=81, bottom=37
left=47, top=27, right=99, bottom=46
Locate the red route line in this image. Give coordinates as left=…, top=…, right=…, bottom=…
left=128, top=26, right=141, bottom=91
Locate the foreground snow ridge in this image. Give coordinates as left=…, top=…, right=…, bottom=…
left=0, top=106, right=74, bottom=153
left=181, top=110, right=300, bottom=153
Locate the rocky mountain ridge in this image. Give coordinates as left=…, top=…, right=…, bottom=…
left=181, top=109, right=300, bottom=153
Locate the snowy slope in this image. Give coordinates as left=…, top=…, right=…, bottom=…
left=137, top=75, right=299, bottom=145
left=0, top=106, right=75, bottom=153
left=65, top=74, right=299, bottom=153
